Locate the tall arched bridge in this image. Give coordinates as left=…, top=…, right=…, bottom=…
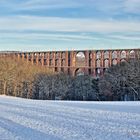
left=1, top=49, right=140, bottom=77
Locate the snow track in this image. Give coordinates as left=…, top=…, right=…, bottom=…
left=0, top=95, right=140, bottom=140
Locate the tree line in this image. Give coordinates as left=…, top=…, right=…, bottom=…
left=0, top=56, right=139, bottom=101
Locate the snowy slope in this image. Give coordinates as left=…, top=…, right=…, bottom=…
left=0, top=95, right=140, bottom=140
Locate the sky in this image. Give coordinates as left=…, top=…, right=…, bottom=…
left=0, top=0, right=140, bottom=51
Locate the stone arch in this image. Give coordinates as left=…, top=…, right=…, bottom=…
left=23, top=53, right=26, bottom=59
left=44, top=52, right=47, bottom=59
left=104, top=59, right=109, bottom=68
left=96, top=51, right=101, bottom=59
left=61, top=52, right=65, bottom=59
left=55, top=52, right=59, bottom=59
left=61, top=59, right=65, bottom=66
left=112, top=59, right=117, bottom=65
left=129, top=50, right=135, bottom=58
left=28, top=53, right=31, bottom=60
left=104, top=51, right=109, bottom=59
left=49, top=59, right=53, bottom=66
left=55, top=59, right=59, bottom=66
left=44, top=59, right=47, bottom=65
left=89, top=52, right=92, bottom=59
left=76, top=51, right=85, bottom=67
left=112, top=51, right=117, bottom=59
left=121, top=59, right=126, bottom=62
left=96, top=59, right=100, bottom=67
left=49, top=52, right=53, bottom=59
left=121, top=51, right=126, bottom=59
left=95, top=68, right=101, bottom=78
left=76, top=51, right=85, bottom=59
left=75, top=68, right=85, bottom=76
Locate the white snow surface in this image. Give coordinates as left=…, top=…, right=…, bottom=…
left=0, top=95, right=140, bottom=140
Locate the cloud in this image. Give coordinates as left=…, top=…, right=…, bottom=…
left=0, top=32, right=99, bottom=42
left=0, top=0, right=140, bottom=20
left=108, top=34, right=140, bottom=41
left=124, top=0, right=140, bottom=13
left=1, top=31, right=140, bottom=42
left=0, top=0, right=139, bottom=51
left=1, top=0, right=79, bottom=11
left=0, top=16, right=139, bottom=33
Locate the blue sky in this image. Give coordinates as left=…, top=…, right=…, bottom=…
left=0, top=0, right=140, bottom=51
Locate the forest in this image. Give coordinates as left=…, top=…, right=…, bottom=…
left=0, top=56, right=140, bottom=101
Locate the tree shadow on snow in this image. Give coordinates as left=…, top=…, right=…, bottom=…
left=0, top=116, right=61, bottom=140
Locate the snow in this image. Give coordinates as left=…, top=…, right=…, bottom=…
left=0, top=95, right=140, bottom=140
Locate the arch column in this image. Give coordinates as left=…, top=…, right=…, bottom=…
left=69, top=51, right=75, bottom=75
left=85, top=51, right=89, bottom=75
left=26, top=53, right=29, bottom=63
left=22, top=53, right=25, bottom=61
left=57, top=52, right=61, bottom=72
left=117, top=51, right=120, bottom=64
left=100, top=51, right=104, bottom=76
left=64, top=51, right=69, bottom=74
left=47, top=53, right=49, bottom=67
left=17, top=53, right=20, bottom=61
left=126, top=50, right=129, bottom=60
left=109, top=51, right=112, bottom=67
left=93, top=51, right=96, bottom=77
left=31, top=53, right=34, bottom=65
left=41, top=53, right=44, bottom=66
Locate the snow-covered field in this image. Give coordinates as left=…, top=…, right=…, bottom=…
left=0, top=95, right=140, bottom=140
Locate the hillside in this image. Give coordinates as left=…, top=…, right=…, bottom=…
left=0, top=95, right=140, bottom=140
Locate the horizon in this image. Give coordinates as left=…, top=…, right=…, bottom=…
left=0, top=47, right=140, bottom=53
left=0, top=0, right=140, bottom=51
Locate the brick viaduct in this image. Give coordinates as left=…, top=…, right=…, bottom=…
left=1, top=48, right=140, bottom=77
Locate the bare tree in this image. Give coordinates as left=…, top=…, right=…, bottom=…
left=99, top=59, right=140, bottom=101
